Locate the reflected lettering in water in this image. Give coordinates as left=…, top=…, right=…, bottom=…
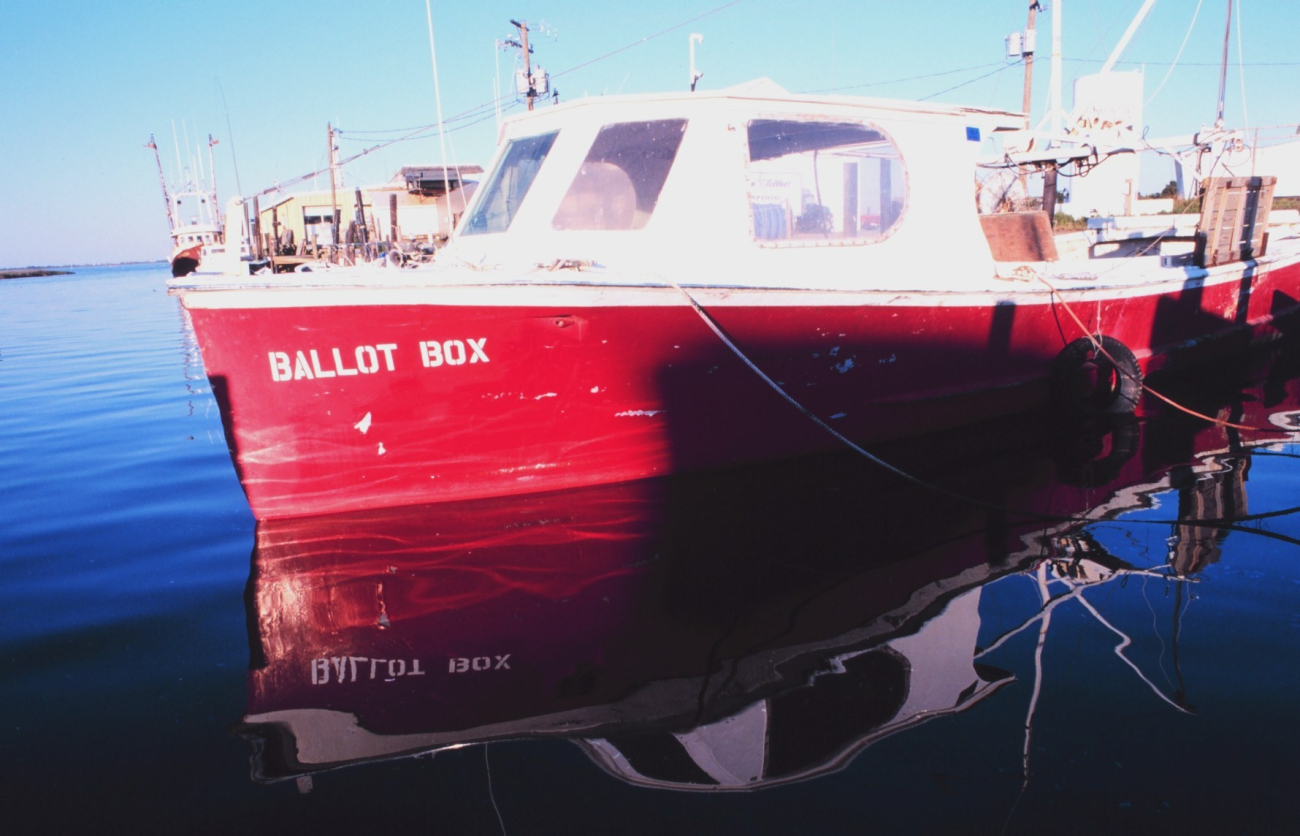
left=237, top=346, right=1300, bottom=798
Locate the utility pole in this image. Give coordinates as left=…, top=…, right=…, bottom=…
left=1021, top=3, right=1039, bottom=123
left=510, top=19, right=535, bottom=110
left=1019, top=2, right=1040, bottom=196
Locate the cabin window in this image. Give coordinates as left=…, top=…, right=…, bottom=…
left=462, top=131, right=559, bottom=235
left=552, top=119, right=688, bottom=231
left=746, top=119, right=905, bottom=245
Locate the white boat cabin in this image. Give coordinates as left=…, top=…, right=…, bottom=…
left=443, top=79, right=1030, bottom=291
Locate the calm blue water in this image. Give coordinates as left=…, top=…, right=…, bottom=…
left=3, top=263, right=1300, bottom=834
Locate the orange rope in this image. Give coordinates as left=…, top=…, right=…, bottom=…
left=1036, top=274, right=1290, bottom=434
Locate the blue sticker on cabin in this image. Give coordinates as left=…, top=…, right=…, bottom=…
left=966, top=126, right=981, bottom=142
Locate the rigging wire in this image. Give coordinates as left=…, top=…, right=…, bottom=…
left=805, top=61, right=1009, bottom=95
left=919, top=59, right=1025, bottom=102
left=1145, top=0, right=1204, bottom=108
left=550, top=0, right=744, bottom=82
left=253, top=2, right=747, bottom=196
left=657, top=273, right=1300, bottom=534
left=215, top=77, right=244, bottom=196
left=1067, top=56, right=1300, bottom=67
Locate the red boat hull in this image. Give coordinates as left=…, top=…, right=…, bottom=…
left=185, top=261, right=1300, bottom=518
left=171, top=244, right=202, bottom=278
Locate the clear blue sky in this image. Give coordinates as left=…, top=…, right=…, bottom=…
left=2, top=0, right=1297, bottom=268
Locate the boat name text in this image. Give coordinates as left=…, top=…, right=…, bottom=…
left=268, top=339, right=489, bottom=381
left=307, top=654, right=511, bottom=684
left=310, top=656, right=427, bottom=684
left=448, top=654, right=511, bottom=673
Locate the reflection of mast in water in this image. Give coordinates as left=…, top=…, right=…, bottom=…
left=978, top=532, right=1199, bottom=796
left=1001, top=439, right=1273, bottom=792
left=1167, top=455, right=1250, bottom=576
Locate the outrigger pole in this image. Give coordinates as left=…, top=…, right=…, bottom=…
left=146, top=134, right=174, bottom=232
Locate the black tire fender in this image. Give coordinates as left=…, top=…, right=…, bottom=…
left=1052, top=335, right=1143, bottom=415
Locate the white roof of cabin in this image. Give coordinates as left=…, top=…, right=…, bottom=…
left=440, top=80, right=1024, bottom=292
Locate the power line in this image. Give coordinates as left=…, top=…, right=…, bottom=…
left=256, top=2, right=748, bottom=195
left=551, top=0, right=745, bottom=81
left=919, top=59, right=1026, bottom=102
left=1067, top=56, right=1300, bottom=67
left=805, top=61, right=1009, bottom=95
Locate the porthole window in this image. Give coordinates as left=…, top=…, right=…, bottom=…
left=746, top=119, right=905, bottom=245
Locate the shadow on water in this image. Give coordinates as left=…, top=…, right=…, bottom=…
left=235, top=337, right=1300, bottom=831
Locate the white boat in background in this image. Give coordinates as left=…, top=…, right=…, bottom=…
left=147, top=133, right=267, bottom=278
left=146, top=133, right=223, bottom=277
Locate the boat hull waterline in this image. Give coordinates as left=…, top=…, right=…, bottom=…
left=185, top=258, right=1300, bottom=519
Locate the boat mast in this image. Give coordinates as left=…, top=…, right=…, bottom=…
left=1099, top=0, right=1157, bottom=74
left=1215, top=0, right=1234, bottom=127
left=327, top=123, right=339, bottom=248
left=147, top=134, right=175, bottom=233
left=426, top=0, right=454, bottom=234
left=207, top=134, right=220, bottom=234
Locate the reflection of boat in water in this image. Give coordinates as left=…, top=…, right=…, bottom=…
left=238, top=347, right=1300, bottom=788
left=240, top=452, right=1026, bottom=786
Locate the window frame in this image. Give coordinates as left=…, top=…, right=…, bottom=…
left=460, top=130, right=561, bottom=236
left=550, top=118, right=689, bottom=232
left=744, top=117, right=908, bottom=249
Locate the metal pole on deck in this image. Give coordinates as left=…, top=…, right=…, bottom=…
left=252, top=195, right=264, bottom=259
left=1043, top=165, right=1058, bottom=225
left=207, top=135, right=220, bottom=233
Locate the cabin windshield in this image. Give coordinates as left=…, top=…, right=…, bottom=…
left=462, top=131, right=559, bottom=235
left=552, top=119, right=688, bottom=231
left=746, top=119, right=905, bottom=245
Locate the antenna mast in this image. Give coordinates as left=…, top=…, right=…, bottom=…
left=426, top=0, right=454, bottom=232
left=690, top=33, right=704, bottom=91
